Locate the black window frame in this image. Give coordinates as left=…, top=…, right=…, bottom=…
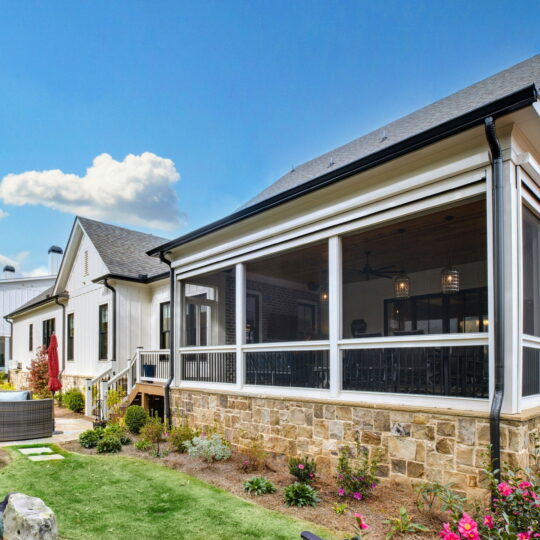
left=159, top=301, right=171, bottom=350
left=99, top=304, right=108, bottom=360
left=42, top=318, right=55, bottom=348
left=29, top=324, right=33, bottom=351
left=67, top=313, right=74, bottom=361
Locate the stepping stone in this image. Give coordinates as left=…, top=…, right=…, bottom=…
left=18, top=447, right=53, bottom=455
left=28, top=454, right=64, bottom=462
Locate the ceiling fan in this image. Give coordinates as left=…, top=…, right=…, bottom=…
left=359, top=250, right=397, bottom=280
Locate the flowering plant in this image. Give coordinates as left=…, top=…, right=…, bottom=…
left=288, top=456, right=317, bottom=483
left=439, top=441, right=540, bottom=539
left=336, top=444, right=380, bottom=500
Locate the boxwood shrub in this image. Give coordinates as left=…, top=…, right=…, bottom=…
left=125, top=405, right=148, bottom=434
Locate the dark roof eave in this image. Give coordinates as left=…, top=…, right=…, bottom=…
left=148, top=83, right=538, bottom=257
left=92, top=272, right=169, bottom=285
left=7, top=293, right=67, bottom=319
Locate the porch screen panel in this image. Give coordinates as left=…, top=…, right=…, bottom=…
left=245, top=241, right=329, bottom=343
left=342, top=198, right=487, bottom=339
left=523, top=347, right=540, bottom=397
left=523, top=206, right=540, bottom=337
left=342, top=345, right=488, bottom=398
left=182, top=267, right=236, bottom=347
left=245, top=350, right=329, bottom=389
left=182, top=352, right=236, bottom=384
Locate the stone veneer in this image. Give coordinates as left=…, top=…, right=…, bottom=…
left=171, top=388, right=540, bottom=497
left=9, top=369, right=88, bottom=394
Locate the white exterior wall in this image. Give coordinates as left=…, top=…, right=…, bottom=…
left=149, top=281, right=170, bottom=349
left=1, top=275, right=56, bottom=369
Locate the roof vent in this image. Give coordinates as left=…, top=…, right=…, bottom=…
left=2, top=265, right=15, bottom=279
left=328, top=158, right=335, bottom=168
left=138, top=274, right=148, bottom=281
left=48, top=245, right=63, bottom=255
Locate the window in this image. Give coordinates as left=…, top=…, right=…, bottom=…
left=99, top=304, right=108, bottom=360
left=342, top=198, right=487, bottom=338
left=160, top=302, right=171, bottom=349
left=523, top=205, right=540, bottom=337
left=0, top=337, right=5, bottom=370
left=245, top=242, right=329, bottom=343
left=67, top=314, right=74, bottom=361
left=42, top=318, right=55, bottom=348
left=182, top=267, right=236, bottom=347
left=29, top=324, right=33, bottom=351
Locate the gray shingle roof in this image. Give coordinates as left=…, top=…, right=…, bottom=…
left=241, top=54, right=540, bottom=209
left=78, top=217, right=169, bottom=280
left=8, top=286, right=55, bottom=317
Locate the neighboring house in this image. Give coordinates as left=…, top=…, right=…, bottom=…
left=0, top=248, right=61, bottom=372
left=7, top=217, right=170, bottom=416
left=141, top=54, right=540, bottom=494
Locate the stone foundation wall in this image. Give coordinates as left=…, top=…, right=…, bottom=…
left=171, top=388, right=539, bottom=497
left=8, top=369, right=87, bottom=395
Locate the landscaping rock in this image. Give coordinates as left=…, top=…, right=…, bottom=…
left=3, top=493, right=57, bottom=540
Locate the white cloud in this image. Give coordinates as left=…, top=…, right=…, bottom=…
left=0, top=209, right=7, bottom=219
left=0, top=152, right=182, bottom=230
left=22, top=266, right=50, bottom=277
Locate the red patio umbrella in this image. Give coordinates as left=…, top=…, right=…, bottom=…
left=47, top=334, right=62, bottom=393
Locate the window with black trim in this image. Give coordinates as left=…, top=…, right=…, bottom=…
left=160, top=302, right=170, bottom=350
left=99, top=304, right=108, bottom=360
left=29, top=324, right=33, bottom=351
left=67, top=313, right=74, bottom=361
left=42, top=318, right=55, bottom=348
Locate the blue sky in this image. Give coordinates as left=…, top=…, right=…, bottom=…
left=0, top=0, right=538, bottom=275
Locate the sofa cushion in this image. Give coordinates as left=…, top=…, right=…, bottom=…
left=0, top=391, right=30, bottom=402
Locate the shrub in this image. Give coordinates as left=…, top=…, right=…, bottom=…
left=135, top=439, right=152, bottom=452
left=104, top=423, right=131, bottom=445
left=415, top=480, right=465, bottom=520
left=79, top=429, right=102, bottom=449
left=332, top=502, right=348, bottom=515
left=437, top=443, right=540, bottom=539
left=383, top=507, right=430, bottom=538
left=243, top=476, right=276, bottom=496
left=28, top=346, right=52, bottom=398
left=184, top=434, right=231, bottom=462
left=169, top=422, right=199, bottom=453
left=106, top=388, right=126, bottom=422
left=283, top=482, right=319, bottom=507
left=336, top=444, right=380, bottom=500
left=0, top=380, right=15, bottom=391
left=140, top=415, right=166, bottom=456
left=63, top=388, right=85, bottom=413
left=125, top=405, right=148, bottom=434
left=96, top=434, right=122, bottom=454
left=288, top=456, right=316, bottom=484
left=240, top=433, right=267, bottom=472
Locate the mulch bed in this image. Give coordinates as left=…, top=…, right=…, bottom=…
left=61, top=438, right=442, bottom=539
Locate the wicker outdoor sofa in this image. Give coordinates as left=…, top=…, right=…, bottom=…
left=0, top=391, right=54, bottom=442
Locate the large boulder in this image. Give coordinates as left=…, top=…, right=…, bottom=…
left=3, top=493, right=57, bottom=540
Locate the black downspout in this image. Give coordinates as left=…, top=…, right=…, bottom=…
left=54, top=298, right=66, bottom=379
left=159, top=251, right=174, bottom=425
left=485, top=116, right=504, bottom=486
left=3, top=316, right=13, bottom=372
left=103, top=279, right=117, bottom=372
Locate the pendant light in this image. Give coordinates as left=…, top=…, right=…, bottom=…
left=393, top=228, right=410, bottom=298
left=441, top=215, right=460, bottom=294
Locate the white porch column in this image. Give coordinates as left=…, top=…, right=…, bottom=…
left=328, top=236, right=342, bottom=397
left=235, top=263, right=246, bottom=389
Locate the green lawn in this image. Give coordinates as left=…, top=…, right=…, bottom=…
left=0, top=445, right=334, bottom=540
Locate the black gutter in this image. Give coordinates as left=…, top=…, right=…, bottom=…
left=485, top=117, right=504, bottom=487
left=54, top=296, right=67, bottom=379
left=92, top=271, right=169, bottom=285
left=2, top=316, right=13, bottom=369
left=158, top=251, right=174, bottom=425
left=102, top=279, right=117, bottom=370
left=148, top=84, right=537, bottom=256
left=7, top=293, right=58, bottom=319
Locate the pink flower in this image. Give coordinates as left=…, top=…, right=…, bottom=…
left=439, top=524, right=460, bottom=540
left=353, top=492, right=362, bottom=500
left=497, top=482, right=514, bottom=497
left=458, top=513, right=478, bottom=538
left=519, top=481, right=533, bottom=490
left=483, top=515, right=494, bottom=529
left=371, top=482, right=377, bottom=489
left=354, top=513, right=369, bottom=530
left=338, top=488, right=345, bottom=496
left=517, top=533, right=531, bottom=540
left=298, top=464, right=305, bottom=470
